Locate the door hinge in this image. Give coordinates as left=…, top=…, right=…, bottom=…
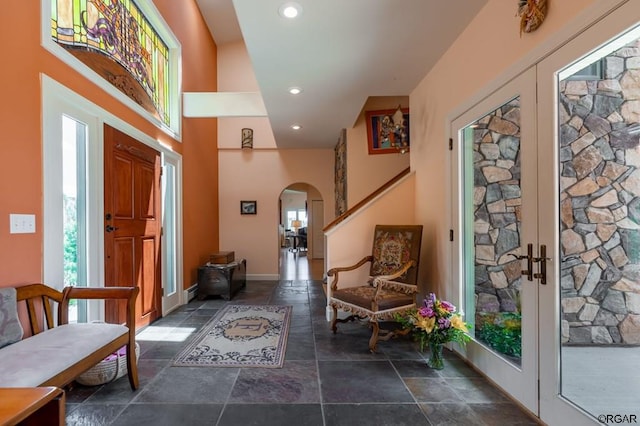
left=449, top=229, right=454, bottom=241
left=449, top=138, right=453, bottom=151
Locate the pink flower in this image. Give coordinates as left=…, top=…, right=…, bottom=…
left=438, top=318, right=451, bottom=329
left=418, top=306, right=434, bottom=317
left=440, top=300, right=456, bottom=313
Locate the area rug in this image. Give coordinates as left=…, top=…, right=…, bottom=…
left=173, top=304, right=292, bottom=368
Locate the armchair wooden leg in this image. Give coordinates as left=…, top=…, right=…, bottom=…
left=369, top=321, right=380, bottom=353
left=331, top=306, right=338, bottom=334
left=377, top=326, right=412, bottom=345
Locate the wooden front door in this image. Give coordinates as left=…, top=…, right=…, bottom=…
left=104, top=124, right=161, bottom=328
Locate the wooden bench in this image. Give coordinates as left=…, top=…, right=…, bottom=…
left=0, top=284, right=139, bottom=391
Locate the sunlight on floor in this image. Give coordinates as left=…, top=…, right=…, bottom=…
left=136, top=325, right=197, bottom=342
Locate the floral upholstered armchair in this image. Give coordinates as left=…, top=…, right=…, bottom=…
left=327, top=224, right=423, bottom=352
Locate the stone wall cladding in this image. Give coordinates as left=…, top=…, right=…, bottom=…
left=472, top=98, right=523, bottom=317
left=560, top=39, right=640, bottom=345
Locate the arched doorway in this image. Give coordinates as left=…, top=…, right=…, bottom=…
left=278, top=183, right=324, bottom=280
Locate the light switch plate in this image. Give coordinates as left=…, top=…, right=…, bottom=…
left=10, top=214, right=36, bottom=234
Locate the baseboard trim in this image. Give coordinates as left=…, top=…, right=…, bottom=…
left=247, top=274, right=279, bottom=281
left=184, top=283, right=198, bottom=302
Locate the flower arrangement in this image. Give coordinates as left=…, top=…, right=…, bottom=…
left=395, top=293, right=471, bottom=352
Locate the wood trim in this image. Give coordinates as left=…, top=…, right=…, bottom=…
left=15, top=284, right=63, bottom=335
left=0, top=387, right=65, bottom=426
left=323, top=167, right=410, bottom=233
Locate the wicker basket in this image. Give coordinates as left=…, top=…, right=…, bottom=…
left=76, top=342, right=140, bottom=386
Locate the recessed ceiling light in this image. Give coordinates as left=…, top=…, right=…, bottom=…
left=279, top=2, right=302, bottom=19
left=291, top=124, right=302, bottom=130
left=288, top=87, right=302, bottom=95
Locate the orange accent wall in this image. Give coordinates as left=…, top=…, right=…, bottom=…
left=154, top=0, right=221, bottom=288
left=0, top=0, right=218, bottom=290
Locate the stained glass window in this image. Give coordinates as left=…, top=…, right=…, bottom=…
left=51, top=0, right=170, bottom=125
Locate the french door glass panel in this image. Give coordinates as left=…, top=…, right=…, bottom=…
left=463, top=96, right=524, bottom=367
left=452, top=67, right=538, bottom=413
left=559, top=26, right=640, bottom=422
left=538, top=1, right=640, bottom=424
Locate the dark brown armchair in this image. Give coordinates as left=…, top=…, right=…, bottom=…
left=327, top=224, right=423, bottom=352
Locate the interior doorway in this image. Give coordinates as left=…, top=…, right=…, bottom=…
left=278, top=183, right=324, bottom=280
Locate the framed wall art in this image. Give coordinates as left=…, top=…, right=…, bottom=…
left=366, top=107, right=410, bottom=155
left=240, top=200, right=257, bottom=215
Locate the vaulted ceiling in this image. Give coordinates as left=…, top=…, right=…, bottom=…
left=194, top=0, right=488, bottom=149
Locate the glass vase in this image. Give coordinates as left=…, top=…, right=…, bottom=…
left=426, top=341, right=445, bottom=370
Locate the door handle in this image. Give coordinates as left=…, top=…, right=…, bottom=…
left=105, top=225, right=119, bottom=233
left=509, top=243, right=534, bottom=281
left=533, top=244, right=550, bottom=285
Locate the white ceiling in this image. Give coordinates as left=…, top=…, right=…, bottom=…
left=194, top=0, right=488, bottom=149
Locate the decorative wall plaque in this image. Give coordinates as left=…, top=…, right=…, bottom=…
left=518, top=0, right=547, bottom=35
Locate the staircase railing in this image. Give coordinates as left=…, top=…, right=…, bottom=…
left=323, top=167, right=410, bottom=233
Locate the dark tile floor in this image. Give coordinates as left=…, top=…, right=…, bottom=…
left=65, top=280, right=541, bottom=425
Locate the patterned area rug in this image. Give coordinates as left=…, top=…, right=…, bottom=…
left=173, top=304, right=292, bottom=368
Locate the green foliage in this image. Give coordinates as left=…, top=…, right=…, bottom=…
left=476, top=312, right=522, bottom=358
left=63, top=195, right=78, bottom=287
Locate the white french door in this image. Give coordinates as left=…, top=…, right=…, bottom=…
left=451, top=67, right=539, bottom=414
left=538, top=2, right=640, bottom=424
left=452, top=1, right=640, bottom=424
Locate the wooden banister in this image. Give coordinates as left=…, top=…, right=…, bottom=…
left=323, top=167, right=410, bottom=232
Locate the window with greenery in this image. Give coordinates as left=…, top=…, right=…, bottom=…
left=62, top=115, right=88, bottom=322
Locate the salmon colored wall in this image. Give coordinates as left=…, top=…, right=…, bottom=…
left=217, top=42, right=276, bottom=150
left=216, top=42, right=416, bottom=278
left=218, top=149, right=334, bottom=278
left=154, top=0, right=220, bottom=288
left=347, top=96, right=410, bottom=208
left=325, top=174, right=416, bottom=293
left=216, top=42, right=334, bottom=278
left=410, top=0, right=605, bottom=297
left=0, top=0, right=218, bottom=291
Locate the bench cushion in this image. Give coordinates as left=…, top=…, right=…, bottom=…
left=0, top=323, right=128, bottom=387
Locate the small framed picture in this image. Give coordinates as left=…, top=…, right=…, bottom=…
left=240, top=200, right=257, bottom=215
